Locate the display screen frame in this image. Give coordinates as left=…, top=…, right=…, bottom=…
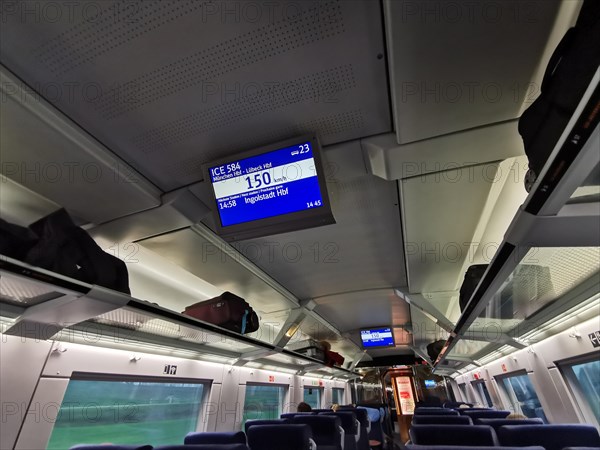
left=424, top=379, right=437, bottom=388
left=360, top=327, right=396, bottom=348
left=203, top=135, right=335, bottom=241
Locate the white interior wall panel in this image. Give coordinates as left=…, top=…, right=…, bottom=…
left=454, top=317, right=600, bottom=422
left=0, top=336, right=53, bottom=450
left=14, top=378, right=70, bottom=450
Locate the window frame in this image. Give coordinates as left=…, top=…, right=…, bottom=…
left=458, top=382, right=468, bottom=402
left=303, top=386, right=323, bottom=409
left=46, top=373, right=210, bottom=449
left=243, top=382, right=287, bottom=423
left=495, top=370, right=547, bottom=422
left=471, top=380, right=493, bottom=407
left=557, top=351, right=600, bottom=426
left=332, top=387, right=345, bottom=405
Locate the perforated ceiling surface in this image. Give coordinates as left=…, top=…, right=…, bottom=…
left=0, top=0, right=391, bottom=191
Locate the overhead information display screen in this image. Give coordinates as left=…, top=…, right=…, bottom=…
left=361, top=327, right=395, bottom=348
left=208, top=141, right=324, bottom=227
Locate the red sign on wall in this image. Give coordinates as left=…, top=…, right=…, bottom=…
left=501, top=364, right=507, bottom=373
left=395, top=376, right=415, bottom=415
left=268, top=375, right=275, bottom=382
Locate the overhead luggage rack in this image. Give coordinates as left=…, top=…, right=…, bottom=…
left=433, top=70, right=600, bottom=372
left=0, top=255, right=359, bottom=379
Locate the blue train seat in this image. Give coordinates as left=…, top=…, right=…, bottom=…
left=69, top=446, right=153, bottom=450
left=319, top=412, right=360, bottom=450
left=247, top=424, right=315, bottom=450
left=414, top=409, right=459, bottom=416
left=292, top=415, right=343, bottom=450
left=498, top=424, right=600, bottom=450
left=184, top=431, right=246, bottom=445
left=459, top=410, right=511, bottom=419
left=409, top=424, right=499, bottom=446
left=244, top=418, right=289, bottom=434
left=412, top=415, right=473, bottom=425
left=407, top=446, right=544, bottom=450
left=154, top=446, right=248, bottom=450
left=475, top=418, right=544, bottom=432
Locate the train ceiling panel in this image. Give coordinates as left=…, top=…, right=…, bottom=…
left=229, top=140, right=407, bottom=302
left=0, top=0, right=391, bottom=192
left=383, top=0, right=576, bottom=144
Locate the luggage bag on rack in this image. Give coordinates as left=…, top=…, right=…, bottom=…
left=518, top=0, right=600, bottom=191
left=2, top=209, right=131, bottom=294
left=182, top=291, right=259, bottom=334
left=288, top=339, right=326, bottom=360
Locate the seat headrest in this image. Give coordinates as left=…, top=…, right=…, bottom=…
left=412, top=415, right=472, bottom=425
left=244, top=418, right=289, bottom=433
left=409, top=424, right=499, bottom=446
left=247, top=424, right=313, bottom=450
left=498, top=424, right=600, bottom=450
left=184, top=431, right=246, bottom=445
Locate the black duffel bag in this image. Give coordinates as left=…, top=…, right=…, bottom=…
left=518, top=0, right=600, bottom=191
left=24, top=209, right=130, bottom=294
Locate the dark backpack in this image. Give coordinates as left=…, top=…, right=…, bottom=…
left=518, top=0, right=600, bottom=191
left=25, top=209, right=130, bottom=294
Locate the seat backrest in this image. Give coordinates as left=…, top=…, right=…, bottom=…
left=443, top=401, right=473, bottom=408
left=292, top=415, right=342, bottom=449
left=412, top=415, right=473, bottom=425
left=184, top=431, right=246, bottom=445
left=247, top=424, right=314, bottom=450
left=351, top=409, right=369, bottom=428
left=320, top=412, right=359, bottom=450
left=460, top=410, right=511, bottom=419
left=498, top=424, right=600, bottom=450
left=69, top=446, right=153, bottom=450
left=415, top=407, right=446, bottom=411
left=281, top=412, right=315, bottom=419
left=154, top=446, right=248, bottom=450
left=409, top=425, right=499, bottom=446
left=414, top=409, right=459, bottom=416
left=319, top=412, right=358, bottom=435
left=406, top=446, right=545, bottom=450
left=475, top=418, right=543, bottom=431
left=244, top=418, right=289, bottom=434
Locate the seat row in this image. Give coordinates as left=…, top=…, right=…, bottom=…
left=407, top=424, right=600, bottom=450
left=69, top=410, right=372, bottom=450
left=414, top=407, right=513, bottom=420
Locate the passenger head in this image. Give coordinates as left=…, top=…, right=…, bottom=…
left=331, top=403, right=340, bottom=412
left=507, top=413, right=528, bottom=419
left=297, top=402, right=312, bottom=412
left=458, top=404, right=470, bottom=409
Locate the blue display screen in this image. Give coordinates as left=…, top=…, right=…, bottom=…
left=360, top=328, right=395, bottom=348
left=424, top=379, right=436, bottom=388
left=208, top=142, right=324, bottom=227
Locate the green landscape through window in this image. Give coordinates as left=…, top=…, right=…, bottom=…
left=47, top=380, right=204, bottom=449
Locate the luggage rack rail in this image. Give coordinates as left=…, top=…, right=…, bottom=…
left=432, top=71, right=600, bottom=373
left=0, top=255, right=359, bottom=379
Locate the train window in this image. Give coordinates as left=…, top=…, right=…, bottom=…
left=332, top=387, right=345, bottom=405
left=243, top=384, right=285, bottom=422
left=499, top=373, right=548, bottom=423
left=473, top=381, right=493, bottom=407
left=458, top=383, right=468, bottom=401
left=46, top=379, right=205, bottom=449
left=561, top=358, right=600, bottom=424
left=304, top=387, right=322, bottom=409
